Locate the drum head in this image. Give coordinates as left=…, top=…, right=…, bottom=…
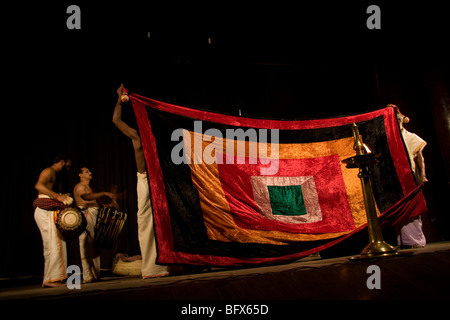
left=61, top=210, right=81, bottom=228
left=56, top=208, right=86, bottom=237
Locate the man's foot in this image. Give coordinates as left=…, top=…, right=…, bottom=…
left=42, top=281, right=66, bottom=288
left=399, top=244, right=425, bottom=249
left=83, top=277, right=94, bottom=284
left=142, top=272, right=169, bottom=280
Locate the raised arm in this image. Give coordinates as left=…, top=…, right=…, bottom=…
left=112, top=84, right=140, bottom=140
left=112, top=84, right=146, bottom=173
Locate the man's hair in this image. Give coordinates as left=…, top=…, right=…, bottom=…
left=52, top=154, right=70, bottom=164
left=78, top=167, right=88, bottom=175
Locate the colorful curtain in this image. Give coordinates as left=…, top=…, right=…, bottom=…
left=130, top=93, right=427, bottom=266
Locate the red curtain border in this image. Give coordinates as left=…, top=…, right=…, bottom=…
left=131, top=98, right=176, bottom=263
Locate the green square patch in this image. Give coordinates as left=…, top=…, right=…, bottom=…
left=267, top=185, right=307, bottom=216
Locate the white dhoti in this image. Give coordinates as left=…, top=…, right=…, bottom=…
left=397, top=128, right=428, bottom=247
left=79, top=206, right=100, bottom=281
left=34, top=195, right=67, bottom=285
left=397, top=216, right=426, bottom=247
left=137, top=172, right=169, bottom=278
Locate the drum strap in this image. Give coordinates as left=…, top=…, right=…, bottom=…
left=33, top=198, right=68, bottom=211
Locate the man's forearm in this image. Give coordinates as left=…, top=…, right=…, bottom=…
left=112, top=100, right=140, bottom=140
left=112, top=96, right=123, bottom=124
left=81, top=192, right=110, bottom=201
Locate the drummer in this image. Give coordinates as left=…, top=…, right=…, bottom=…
left=34, top=155, right=72, bottom=288
left=73, top=167, right=117, bottom=283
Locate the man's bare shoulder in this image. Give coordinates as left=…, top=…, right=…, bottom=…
left=38, top=167, right=56, bottom=182
left=74, top=183, right=91, bottom=195
left=40, top=167, right=56, bottom=175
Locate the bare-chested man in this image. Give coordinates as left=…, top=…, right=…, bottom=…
left=73, top=167, right=117, bottom=209
left=73, top=167, right=117, bottom=283
left=35, top=155, right=72, bottom=204
left=112, top=84, right=169, bottom=279
left=33, top=155, right=72, bottom=287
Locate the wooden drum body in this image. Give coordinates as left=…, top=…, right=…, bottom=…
left=94, top=207, right=127, bottom=249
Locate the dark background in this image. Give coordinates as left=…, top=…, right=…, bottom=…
left=1, top=1, right=449, bottom=279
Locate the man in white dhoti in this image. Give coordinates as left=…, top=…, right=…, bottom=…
left=112, top=84, right=170, bottom=279
left=73, top=167, right=117, bottom=283
left=34, top=155, right=72, bottom=287
left=391, top=104, right=428, bottom=248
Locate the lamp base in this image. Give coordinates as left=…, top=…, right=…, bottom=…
left=350, top=241, right=398, bottom=260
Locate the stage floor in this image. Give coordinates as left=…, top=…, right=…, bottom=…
left=1, top=241, right=450, bottom=301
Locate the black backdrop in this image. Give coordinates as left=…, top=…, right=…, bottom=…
left=1, top=1, right=449, bottom=278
